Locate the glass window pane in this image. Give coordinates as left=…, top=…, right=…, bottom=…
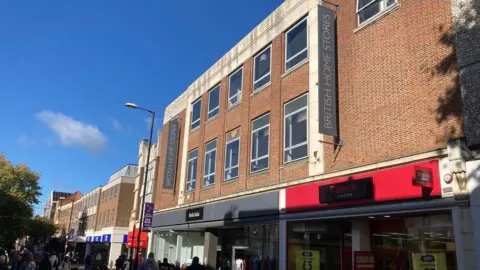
left=206, top=140, right=217, bottom=152
left=285, top=94, right=308, bottom=115
left=254, top=47, right=271, bottom=91
left=358, top=0, right=376, bottom=9
left=286, top=19, right=308, bottom=70
left=191, top=99, right=201, bottom=129
left=225, top=138, right=240, bottom=180
left=252, top=114, right=270, bottom=130
left=251, top=114, right=269, bottom=172
left=254, top=74, right=271, bottom=91
left=285, top=144, right=308, bottom=162
left=225, top=167, right=239, bottom=180
left=251, top=156, right=269, bottom=172
left=358, top=1, right=380, bottom=23
left=286, top=109, right=307, bottom=147
left=252, top=127, right=269, bottom=159
left=208, top=86, right=220, bottom=119
left=229, top=69, right=243, bottom=107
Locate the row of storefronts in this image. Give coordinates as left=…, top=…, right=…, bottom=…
left=148, top=158, right=471, bottom=270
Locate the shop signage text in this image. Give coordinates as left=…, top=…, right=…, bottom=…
left=143, top=202, right=154, bottom=229
left=354, top=252, right=375, bottom=270
left=186, top=207, right=204, bottom=222
left=93, top=236, right=102, bottom=242
left=102, top=234, right=111, bottom=243
left=163, top=117, right=180, bottom=189
left=319, top=177, right=374, bottom=203
left=86, top=236, right=92, bottom=242
left=318, top=6, right=338, bottom=136
left=414, top=167, right=433, bottom=188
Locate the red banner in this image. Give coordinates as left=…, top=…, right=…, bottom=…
left=126, top=229, right=148, bottom=249
left=354, top=252, right=375, bottom=270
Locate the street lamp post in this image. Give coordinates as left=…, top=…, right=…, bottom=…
left=125, top=103, right=155, bottom=270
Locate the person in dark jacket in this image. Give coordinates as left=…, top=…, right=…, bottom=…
left=186, top=257, right=206, bottom=270
left=39, top=254, right=52, bottom=270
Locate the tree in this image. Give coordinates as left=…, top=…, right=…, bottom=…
left=0, top=153, right=42, bottom=206
left=25, top=216, right=57, bottom=246
left=0, top=189, right=32, bottom=247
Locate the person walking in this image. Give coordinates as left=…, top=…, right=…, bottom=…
left=10, top=250, right=21, bottom=270
left=49, top=253, right=59, bottom=270
left=25, top=254, right=36, bottom=270
left=186, top=257, right=206, bottom=270
left=59, top=257, right=71, bottom=270
left=39, top=254, right=52, bottom=270
left=84, top=255, right=92, bottom=270
left=0, top=252, right=8, bottom=270
left=138, top=253, right=159, bottom=270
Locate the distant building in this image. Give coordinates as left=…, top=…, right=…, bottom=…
left=43, top=191, right=74, bottom=221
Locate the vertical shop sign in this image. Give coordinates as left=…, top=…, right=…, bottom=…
left=163, top=117, right=180, bottom=189
left=412, top=253, right=447, bottom=270
left=354, top=252, right=375, bottom=270
left=295, top=250, right=320, bottom=270
left=143, top=202, right=154, bottom=229
left=318, top=5, right=338, bottom=136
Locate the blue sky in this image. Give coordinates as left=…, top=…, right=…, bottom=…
left=0, top=0, right=283, bottom=214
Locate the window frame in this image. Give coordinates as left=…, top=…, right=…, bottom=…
left=190, top=98, right=202, bottom=130
left=203, top=139, right=217, bottom=187
left=207, top=85, right=220, bottom=120
left=356, top=0, right=396, bottom=26
left=228, top=67, right=243, bottom=108
left=250, top=113, right=270, bottom=173
left=186, top=149, right=198, bottom=192
left=283, top=93, right=309, bottom=164
left=224, top=129, right=241, bottom=181
left=253, top=45, right=272, bottom=92
left=285, top=17, right=309, bottom=73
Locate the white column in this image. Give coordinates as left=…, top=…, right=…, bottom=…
left=279, top=220, right=287, bottom=270
left=466, top=159, right=480, bottom=269
left=85, top=243, right=92, bottom=258
left=108, top=243, right=122, bottom=268
left=452, top=206, right=477, bottom=270
left=351, top=220, right=371, bottom=268
left=203, top=232, right=218, bottom=269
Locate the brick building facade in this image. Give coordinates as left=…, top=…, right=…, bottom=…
left=148, top=0, right=479, bottom=269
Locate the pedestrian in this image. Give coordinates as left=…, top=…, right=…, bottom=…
left=0, top=252, right=8, bottom=270
left=123, top=258, right=130, bottom=270
left=138, top=253, right=159, bottom=270
left=49, top=253, right=59, bottom=270
left=25, top=254, right=36, bottom=270
left=59, top=257, right=71, bottom=270
left=39, top=254, right=52, bottom=270
left=11, top=250, right=21, bottom=270
left=158, top=258, right=172, bottom=270
left=186, top=257, right=206, bottom=270
left=84, top=255, right=92, bottom=270
left=115, top=256, right=123, bottom=270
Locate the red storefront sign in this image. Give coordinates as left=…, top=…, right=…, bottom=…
left=354, top=252, right=375, bottom=270
left=285, top=160, right=441, bottom=211
left=126, top=229, right=148, bottom=249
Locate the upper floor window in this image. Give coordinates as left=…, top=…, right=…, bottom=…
left=186, top=149, right=198, bottom=192
left=143, top=160, right=155, bottom=203
left=285, top=18, right=308, bottom=72
left=203, top=139, right=217, bottom=187
left=253, top=46, right=272, bottom=92
left=251, top=113, right=270, bottom=173
left=191, top=99, right=202, bottom=130
left=357, top=0, right=396, bottom=25
left=228, top=68, right=243, bottom=107
left=114, top=184, right=119, bottom=198
left=284, top=93, right=308, bottom=163
left=208, top=85, right=220, bottom=119
left=225, top=128, right=240, bottom=180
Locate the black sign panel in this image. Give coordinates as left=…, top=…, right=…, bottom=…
left=318, top=6, right=338, bottom=136
left=163, top=117, right=180, bottom=189
left=414, top=167, right=433, bottom=188
left=186, top=207, right=204, bottom=222
left=319, top=177, right=374, bottom=203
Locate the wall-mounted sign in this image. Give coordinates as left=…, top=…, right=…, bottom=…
left=354, top=252, right=375, bottom=270
left=319, top=177, right=374, bottom=203
left=186, top=207, right=204, bottom=222
left=123, top=234, right=128, bottom=244
left=414, top=167, right=433, bottom=188
left=412, top=253, right=447, bottom=270
left=143, top=202, right=154, bottom=229
left=86, top=236, right=92, bottom=242
left=93, top=236, right=102, bottom=242
left=163, top=117, right=180, bottom=189
left=295, top=250, right=320, bottom=270
left=102, top=234, right=111, bottom=243
left=318, top=6, right=338, bottom=137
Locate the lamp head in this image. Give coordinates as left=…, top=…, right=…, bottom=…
left=125, top=103, right=139, bottom=109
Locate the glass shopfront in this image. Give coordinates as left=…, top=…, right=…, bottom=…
left=151, top=223, right=279, bottom=270
left=287, top=212, right=458, bottom=270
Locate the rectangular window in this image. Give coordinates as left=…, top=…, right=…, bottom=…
left=111, top=209, right=115, bottom=225
left=251, top=113, right=270, bottom=173
left=114, top=185, right=119, bottom=197
left=228, top=68, right=243, bottom=107
left=225, top=128, right=240, bottom=180
left=191, top=98, right=202, bottom=130
left=144, top=160, right=155, bottom=203
left=285, top=18, right=308, bottom=72
left=203, top=139, right=217, bottom=187
left=284, top=93, right=308, bottom=163
left=357, top=0, right=396, bottom=25
left=253, top=46, right=272, bottom=92
left=186, top=149, right=198, bottom=192
left=208, top=85, right=220, bottom=119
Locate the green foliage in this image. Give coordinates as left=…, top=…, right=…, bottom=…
left=25, top=216, right=57, bottom=245
left=0, top=189, right=32, bottom=247
left=0, top=154, right=42, bottom=206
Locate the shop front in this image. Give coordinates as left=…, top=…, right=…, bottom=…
left=86, top=232, right=128, bottom=268
left=281, top=159, right=466, bottom=270
left=150, top=191, right=280, bottom=270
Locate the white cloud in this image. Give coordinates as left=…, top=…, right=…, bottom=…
left=110, top=118, right=124, bottom=131
left=36, top=110, right=107, bottom=153
left=17, top=134, right=36, bottom=147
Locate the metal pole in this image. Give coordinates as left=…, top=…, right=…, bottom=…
left=133, top=110, right=155, bottom=270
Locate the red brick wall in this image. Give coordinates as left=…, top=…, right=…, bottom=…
left=323, top=0, right=462, bottom=172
